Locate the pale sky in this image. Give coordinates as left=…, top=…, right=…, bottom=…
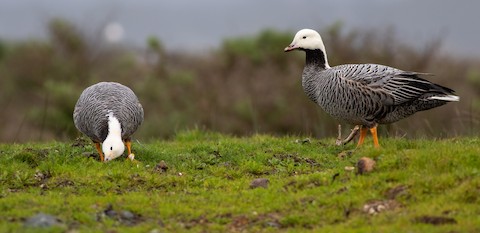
left=0, top=0, right=478, bottom=57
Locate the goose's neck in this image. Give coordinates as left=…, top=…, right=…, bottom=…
left=107, top=113, right=122, bottom=137
left=305, top=49, right=330, bottom=70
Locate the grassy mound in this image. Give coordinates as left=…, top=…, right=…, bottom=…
left=1, top=131, right=479, bottom=232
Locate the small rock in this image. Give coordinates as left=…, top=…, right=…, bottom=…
left=101, top=204, right=142, bottom=226
left=24, top=213, right=62, bottom=228
left=250, top=178, right=269, bottom=189
left=357, top=157, right=376, bottom=174
left=120, top=210, right=135, bottom=220
left=154, top=160, right=168, bottom=173
left=344, top=166, right=355, bottom=172
left=104, top=204, right=117, bottom=218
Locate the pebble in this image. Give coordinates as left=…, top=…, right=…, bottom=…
left=357, top=157, right=376, bottom=174
left=250, top=178, right=269, bottom=189
left=120, top=210, right=135, bottom=220
left=23, top=213, right=62, bottom=228
left=104, top=204, right=117, bottom=218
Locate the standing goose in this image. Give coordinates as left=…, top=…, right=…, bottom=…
left=73, top=82, right=144, bottom=161
left=285, top=29, right=459, bottom=147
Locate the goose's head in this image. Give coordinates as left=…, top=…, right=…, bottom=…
left=284, top=29, right=326, bottom=52
left=102, top=135, right=125, bottom=161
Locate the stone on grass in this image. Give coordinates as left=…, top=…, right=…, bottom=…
left=357, top=157, right=376, bottom=174
left=250, top=178, right=269, bottom=189
left=24, top=213, right=62, bottom=228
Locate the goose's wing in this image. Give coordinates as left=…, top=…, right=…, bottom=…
left=119, top=100, right=144, bottom=139
left=335, top=64, right=455, bottom=105
left=73, top=93, right=106, bottom=142
left=110, top=83, right=144, bottom=139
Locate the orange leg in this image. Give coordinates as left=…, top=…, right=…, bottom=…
left=357, top=127, right=368, bottom=147
left=94, top=142, right=104, bottom=162
left=124, top=139, right=134, bottom=160
left=369, top=126, right=380, bottom=148
left=125, top=140, right=132, bottom=155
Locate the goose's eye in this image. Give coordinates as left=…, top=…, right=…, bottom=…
left=302, top=36, right=307, bottom=39
left=110, top=146, right=113, bottom=150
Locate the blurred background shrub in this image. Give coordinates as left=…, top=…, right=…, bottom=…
left=1, top=19, right=479, bottom=142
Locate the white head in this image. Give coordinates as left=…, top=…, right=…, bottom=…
left=102, top=112, right=125, bottom=161
left=284, top=29, right=327, bottom=53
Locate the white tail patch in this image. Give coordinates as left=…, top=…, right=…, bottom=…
left=428, top=95, right=460, bottom=102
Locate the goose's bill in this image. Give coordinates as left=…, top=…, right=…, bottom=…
left=284, top=44, right=298, bottom=52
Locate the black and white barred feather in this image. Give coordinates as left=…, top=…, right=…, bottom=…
left=73, top=82, right=144, bottom=142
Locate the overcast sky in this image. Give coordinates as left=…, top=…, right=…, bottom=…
left=0, top=0, right=478, bottom=57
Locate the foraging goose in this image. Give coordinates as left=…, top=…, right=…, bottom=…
left=73, top=82, right=144, bottom=161
left=285, top=29, right=459, bottom=147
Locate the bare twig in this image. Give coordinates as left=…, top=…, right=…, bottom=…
left=335, top=125, right=360, bottom=146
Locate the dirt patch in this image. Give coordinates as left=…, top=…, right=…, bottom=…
left=81, top=152, right=98, bottom=159
left=34, top=170, right=52, bottom=183
left=182, top=215, right=210, bottom=229
left=154, top=160, right=169, bottom=173
left=34, top=170, right=52, bottom=191
left=15, top=148, right=50, bottom=167
left=130, top=173, right=145, bottom=185
left=337, top=150, right=354, bottom=159
left=98, top=204, right=144, bottom=226
left=229, top=215, right=250, bottom=231
left=363, top=200, right=400, bottom=215
left=228, top=213, right=281, bottom=232
left=273, top=153, right=318, bottom=166
left=384, top=185, right=409, bottom=200
left=413, top=215, right=457, bottom=225
left=54, top=179, right=75, bottom=188
left=71, top=137, right=90, bottom=148
left=23, top=148, right=50, bottom=157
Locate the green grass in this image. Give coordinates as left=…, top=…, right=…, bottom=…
left=1, top=130, right=479, bottom=232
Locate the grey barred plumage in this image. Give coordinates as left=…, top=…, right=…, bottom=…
left=73, top=82, right=144, bottom=161
left=285, top=29, right=459, bottom=147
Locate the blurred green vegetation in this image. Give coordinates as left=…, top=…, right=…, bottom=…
left=0, top=18, right=479, bottom=142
